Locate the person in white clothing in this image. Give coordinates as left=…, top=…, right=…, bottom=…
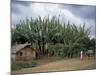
left=80, top=51, right=83, bottom=60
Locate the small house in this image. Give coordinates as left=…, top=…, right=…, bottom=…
left=11, top=43, right=37, bottom=61
left=86, top=50, right=94, bottom=57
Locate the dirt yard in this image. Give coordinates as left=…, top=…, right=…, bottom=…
left=13, top=57, right=96, bottom=74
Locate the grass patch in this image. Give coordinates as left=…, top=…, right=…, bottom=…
left=11, top=61, right=37, bottom=71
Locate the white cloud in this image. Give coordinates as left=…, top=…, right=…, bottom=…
left=12, top=3, right=84, bottom=25
left=12, top=2, right=96, bottom=38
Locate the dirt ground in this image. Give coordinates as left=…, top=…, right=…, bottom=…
left=13, top=57, right=96, bottom=74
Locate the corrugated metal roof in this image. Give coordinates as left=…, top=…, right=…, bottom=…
left=87, top=50, right=93, bottom=54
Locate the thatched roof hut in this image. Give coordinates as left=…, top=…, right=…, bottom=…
left=11, top=43, right=36, bottom=61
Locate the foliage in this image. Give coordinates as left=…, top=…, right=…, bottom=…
left=11, top=61, right=37, bottom=71
left=11, top=16, right=96, bottom=58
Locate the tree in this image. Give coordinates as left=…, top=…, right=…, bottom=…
left=11, top=16, right=95, bottom=58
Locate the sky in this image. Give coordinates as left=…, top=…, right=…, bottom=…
left=11, top=0, right=96, bottom=38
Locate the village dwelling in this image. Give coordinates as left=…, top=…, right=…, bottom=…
left=11, top=43, right=37, bottom=61
left=86, top=50, right=94, bottom=57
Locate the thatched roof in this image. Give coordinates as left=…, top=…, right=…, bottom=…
left=11, top=43, right=31, bottom=54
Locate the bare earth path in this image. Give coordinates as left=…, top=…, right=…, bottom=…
left=13, top=58, right=96, bottom=74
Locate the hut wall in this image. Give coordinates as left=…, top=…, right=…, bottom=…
left=15, top=47, right=36, bottom=61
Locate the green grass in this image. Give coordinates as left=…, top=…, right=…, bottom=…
left=11, top=61, right=37, bottom=71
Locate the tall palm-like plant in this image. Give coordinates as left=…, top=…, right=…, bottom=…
left=11, top=16, right=93, bottom=58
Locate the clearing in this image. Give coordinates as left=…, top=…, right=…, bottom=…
left=13, top=57, right=96, bottom=74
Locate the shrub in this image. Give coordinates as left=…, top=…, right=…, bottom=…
left=47, top=43, right=66, bottom=57
left=11, top=61, right=37, bottom=71
left=11, top=63, right=22, bottom=71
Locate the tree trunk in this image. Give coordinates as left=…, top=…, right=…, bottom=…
left=38, top=40, right=42, bottom=54
left=42, top=37, right=45, bottom=55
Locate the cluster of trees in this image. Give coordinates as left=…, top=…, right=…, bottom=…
left=11, top=16, right=96, bottom=58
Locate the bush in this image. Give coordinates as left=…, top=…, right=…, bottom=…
left=11, top=61, right=37, bottom=71
left=11, top=63, right=22, bottom=71
left=47, top=43, right=66, bottom=57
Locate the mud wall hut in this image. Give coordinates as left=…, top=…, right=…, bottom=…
left=11, top=43, right=36, bottom=61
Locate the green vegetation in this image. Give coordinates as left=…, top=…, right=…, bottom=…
left=11, top=16, right=96, bottom=58
left=11, top=61, right=37, bottom=71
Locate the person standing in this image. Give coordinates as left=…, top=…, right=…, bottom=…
left=80, top=51, right=83, bottom=60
